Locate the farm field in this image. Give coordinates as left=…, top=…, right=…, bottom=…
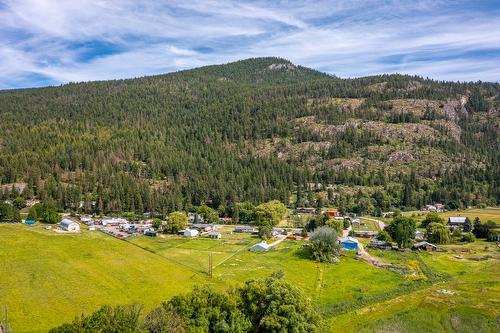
left=402, top=207, right=500, bottom=224
left=0, top=223, right=498, bottom=332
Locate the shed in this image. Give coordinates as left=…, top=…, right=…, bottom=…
left=24, top=219, right=36, bottom=225
left=250, top=241, right=271, bottom=252
left=208, top=232, right=222, bottom=239
left=60, top=219, right=80, bottom=232
left=340, top=236, right=359, bottom=250
left=184, top=229, right=199, bottom=237
left=413, top=241, right=438, bottom=252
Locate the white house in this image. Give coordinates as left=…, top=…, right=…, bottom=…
left=60, top=219, right=80, bottom=232
left=250, top=241, right=271, bottom=252
left=184, top=229, right=199, bottom=237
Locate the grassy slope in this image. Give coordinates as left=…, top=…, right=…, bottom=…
left=0, top=225, right=206, bottom=332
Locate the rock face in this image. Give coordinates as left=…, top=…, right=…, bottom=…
left=267, top=63, right=296, bottom=70
left=388, top=151, right=414, bottom=164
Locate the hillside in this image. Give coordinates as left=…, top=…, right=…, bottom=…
left=0, top=57, right=499, bottom=214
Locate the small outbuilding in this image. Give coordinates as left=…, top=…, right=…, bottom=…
left=60, top=219, right=80, bottom=232
left=340, top=236, right=359, bottom=250
left=208, top=232, right=222, bottom=239
left=413, top=241, right=438, bottom=252
left=250, top=241, right=271, bottom=252
left=184, top=229, right=199, bottom=237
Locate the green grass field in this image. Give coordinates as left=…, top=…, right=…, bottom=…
left=0, top=222, right=498, bottom=332
left=0, top=225, right=207, bottom=332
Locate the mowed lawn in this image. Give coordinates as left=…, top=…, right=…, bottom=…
left=0, top=224, right=207, bottom=332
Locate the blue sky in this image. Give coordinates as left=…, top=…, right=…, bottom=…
left=1, top=0, right=500, bottom=89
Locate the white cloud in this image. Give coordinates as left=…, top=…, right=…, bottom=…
left=0, top=0, right=499, bottom=88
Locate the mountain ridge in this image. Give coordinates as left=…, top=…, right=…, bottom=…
left=0, top=57, right=498, bottom=214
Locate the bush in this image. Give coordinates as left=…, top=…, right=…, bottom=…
left=376, top=230, right=392, bottom=242
left=461, top=232, right=476, bottom=243
left=309, top=226, right=340, bottom=262
left=420, top=212, right=444, bottom=228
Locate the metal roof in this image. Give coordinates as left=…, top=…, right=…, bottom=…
left=61, top=219, right=77, bottom=227
left=448, top=217, right=467, bottom=223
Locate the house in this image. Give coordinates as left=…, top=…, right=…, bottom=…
left=60, top=219, right=80, bottom=232
left=184, top=229, right=199, bottom=237
left=413, top=241, right=438, bottom=252
left=101, top=217, right=127, bottom=226
left=340, top=236, right=359, bottom=250
left=188, top=212, right=204, bottom=223
left=234, top=226, right=257, bottom=233
left=80, top=216, right=93, bottom=225
left=219, top=217, right=233, bottom=224
left=208, top=232, right=222, bottom=239
left=272, top=228, right=286, bottom=236
left=24, top=219, right=36, bottom=225
left=323, top=208, right=339, bottom=218
left=448, top=217, right=472, bottom=232
left=250, top=241, right=271, bottom=252
left=435, top=203, right=445, bottom=211
left=415, top=230, right=425, bottom=241
left=296, top=207, right=316, bottom=214
left=369, top=239, right=390, bottom=249
left=351, top=219, right=361, bottom=227
left=144, top=229, right=157, bottom=237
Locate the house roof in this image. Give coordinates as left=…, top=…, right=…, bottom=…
left=414, top=241, right=437, bottom=248
left=250, top=241, right=271, bottom=250
left=448, top=217, right=468, bottom=223
left=61, top=219, right=77, bottom=227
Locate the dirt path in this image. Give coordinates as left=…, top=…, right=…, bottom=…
left=268, top=235, right=286, bottom=247
left=356, top=242, right=391, bottom=267
left=342, top=225, right=352, bottom=237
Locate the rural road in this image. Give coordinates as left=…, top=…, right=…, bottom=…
left=360, top=217, right=386, bottom=231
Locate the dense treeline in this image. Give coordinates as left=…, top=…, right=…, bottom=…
left=0, top=57, right=498, bottom=214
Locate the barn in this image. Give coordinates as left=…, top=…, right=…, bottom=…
left=60, top=219, right=80, bottom=232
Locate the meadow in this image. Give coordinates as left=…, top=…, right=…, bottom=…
left=0, top=222, right=498, bottom=332
left=402, top=208, right=500, bottom=224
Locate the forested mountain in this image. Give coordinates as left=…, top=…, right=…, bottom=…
left=0, top=57, right=499, bottom=215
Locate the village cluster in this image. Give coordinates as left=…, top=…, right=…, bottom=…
left=18, top=201, right=481, bottom=256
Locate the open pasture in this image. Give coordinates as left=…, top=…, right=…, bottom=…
left=0, top=223, right=498, bottom=332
